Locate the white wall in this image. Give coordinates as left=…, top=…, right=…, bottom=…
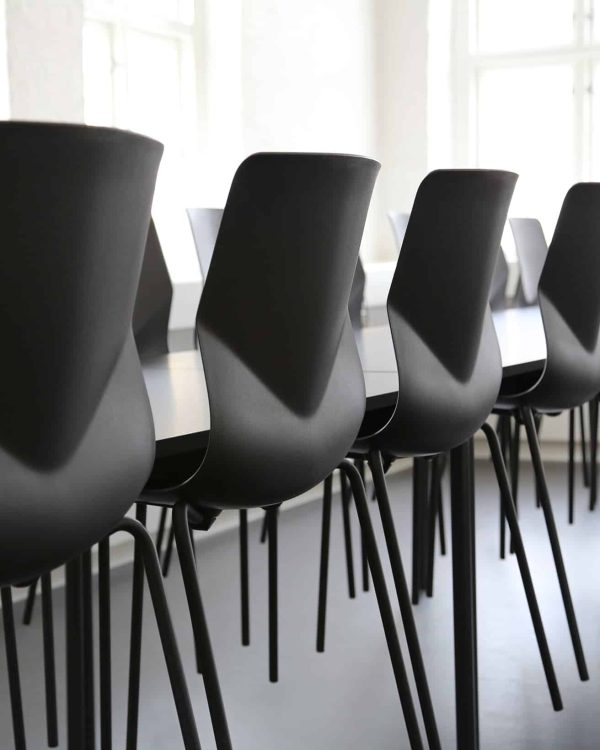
left=5, top=0, right=83, bottom=122
left=0, top=0, right=9, bottom=118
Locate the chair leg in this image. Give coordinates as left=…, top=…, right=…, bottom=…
left=412, top=458, right=428, bottom=604
left=113, top=518, right=202, bottom=750
left=82, top=549, right=95, bottom=749
left=173, top=502, right=232, bottom=750
left=340, top=471, right=356, bottom=599
left=568, top=410, right=575, bottom=524
left=126, top=504, right=147, bottom=750
left=369, top=450, right=441, bottom=750
left=259, top=512, right=268, bottom=544
left=437, top=455, right=447, bottom=557
left=267, top=506, right=279, bottom=682
left=155, top=507, right=168, bottom=562
left=41, top=572, right=59, bottom=747
left=579, top=404, right=590, bottom=488
left=98, top=538, right=112, bottom=750
left=534, top=414, right=543, bottom=508
left=481, top=423, right=563, bottom=710
left=65, top=558, right=85, bottom=749
left=426, top=456, right=443, bottom=598
left=590, top=397, right=599, bottom=511
left=22, top=578, right=38, bottom=625
left=498, top=416, right=508, bottom=560
left=509, top=419, right=521, bottom=554
left=521, top=406, right=589, bottom=681
left=161, top=522, right=176, bottom=577
left=354, top=458, right=370, bottom=592
left=2, top=587, right=26, bottom=750
left=239, top=509, right=250, bottom=646
left=316, top=473, right=333, bottom=652
left=339, top=459, right=424, bottom=750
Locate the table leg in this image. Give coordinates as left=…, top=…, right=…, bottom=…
left=450, top=438, right=479, bottom=750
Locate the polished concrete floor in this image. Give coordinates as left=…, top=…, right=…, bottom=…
left=2, top=459, right=600, bottom=749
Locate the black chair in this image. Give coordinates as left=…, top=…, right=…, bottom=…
left=0, top=122, right=200, bottom=749
left=137, top=153, right=439, bottom=749
left=489, top=246, right=509, bottom=310
left=494, top=183, right=600, bottom=687
left=133, top=218, right=173, bottom=359
left=336, top=170, right=563, bottom=746
left=510, top=217, right=548, bottom=306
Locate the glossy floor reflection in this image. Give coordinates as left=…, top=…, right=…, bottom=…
left=2, top=458, right=600, bottom=749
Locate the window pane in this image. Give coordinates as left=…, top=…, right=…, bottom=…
left=126, top=0, right=192, bottom=24
left=83, top=21, right=114, bottom=126
left=477, top=64, right=575, bottom=242
left=590, top=63, right=600, bottom=179
left=477, top=0, right=574, bottom=53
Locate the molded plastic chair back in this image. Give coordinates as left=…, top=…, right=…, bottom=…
left=0, top=122, right=162, bottom=585
left=349, top=256, right=366, bottom=329
left=510, top=217, right=548, bottom=305
left=371, top=170, right=517, bottom=456
left=133, top=219, right=173, bottom=359
left=489, top=246, right=509, bottom=311
left=186, top=207, right=224, bottom=281
left=388, top=211, right=410, bottom=252
left=183, top=153, right=379, bottom=511
left=527, top=184, right=600, bottom=410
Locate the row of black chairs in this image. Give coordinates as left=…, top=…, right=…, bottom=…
left=2, top=122, right=600, bottom=750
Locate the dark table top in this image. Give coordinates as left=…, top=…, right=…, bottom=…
left=143, top=306, right=546, bottom=456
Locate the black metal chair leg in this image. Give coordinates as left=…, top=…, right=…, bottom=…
left=22, top=578, right=38, bottom=626
left=98, top=538, right=112, bottom=750
left=568, top=409, right=575, bottom=524
left=316, top=473, right=333, bottom=652
left=368, top=450, right=441, bottom=750
left=259, top=512, right=268, bottom=544
left=579, top=404, right=590, bottom=488
left=155, top=507, right=168, bottom=562
left=173, top=502, right=232, bottom=750
left=82, top=549, right=95, bottom=749
left=126, top=504, right=147, bottom=750
left=590, top=397, right=599, bottom=511
left=521, top=406, right=589, bottom=681
left=239, top=509, right=250, bottom=646
left=41, top=572, right=59, bottom=747
left=114, top=518, right=202, bottom=750
left=267, top=506, right=279, bottom=682
left=437, top=455, right=447, bottom=557
left=426, top=456, right=442, bottom=598
left=509, top=419, right=521, bottom=554
left=534, top=414, right=543, bottom=508
left=340, top=471, right=356, bottom=599
left=412, top=458, right=428, bottom=604
left=498, top=416, right=508, bottom=559
left=339, top=460, right=424, bottom=750
left=481, top=423, right=563, bottom=710
left=354, top=459, right=370, bottom=592
left=2, top=587, right=26, bottom=750
left=161, top=521, right=176, bottom=577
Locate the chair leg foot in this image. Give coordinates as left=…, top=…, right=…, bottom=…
left=482, top=422, right=563, bottom=710
left=521, top=407, right=589, bottom=681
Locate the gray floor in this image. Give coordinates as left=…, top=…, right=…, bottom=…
left=2, top=459, right=600, bottom=749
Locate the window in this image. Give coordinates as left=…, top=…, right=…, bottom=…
left=452, top=0, right=600, bottom=248
left=82, top=0, right=198, bottom=281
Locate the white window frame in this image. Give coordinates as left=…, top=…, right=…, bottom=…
left=451, top=0, right=600, bottom=181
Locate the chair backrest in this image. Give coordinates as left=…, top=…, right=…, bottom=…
left=186, top=207, right=224, bottom=281
left=528, top=184, right=600, bottom=409
left=370, top=170, right=517, bottom=456
left=182, top=153, right=380, bottom=510
left=349, top=256, right=366, bottom=329
left=0, top=122, right=162, bottom=585
left=489, top=246, right=509, bottom=311
left=510, top=217, right=548, bottom=305
left=388, top=211, right=410, bottom=253
left=133, top=219, right=173, bottom=359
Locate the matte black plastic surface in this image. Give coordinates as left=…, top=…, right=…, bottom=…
left=489, top=247, right=509, bottom=311
left=186, top=207, right=224, bottom=281
left=0, top=122, right=162, bottom=586
left=367, top=170, right=518, bottom=456
left=349, top=256, right=366, bottom=329
left=521, top=184, right=600, bottom=411
left=169, top=153, right=379, bottom=510
left=133, top=219, right=173, bottom=359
